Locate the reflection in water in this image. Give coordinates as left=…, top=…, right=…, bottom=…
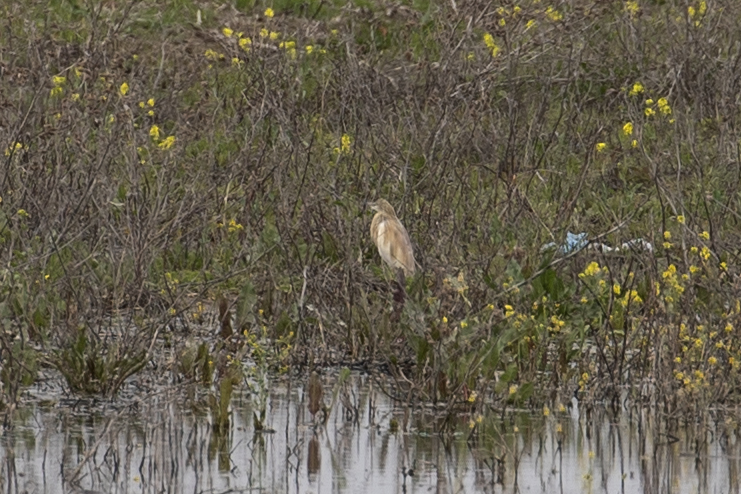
left=0, top=374, right=739, bottom=493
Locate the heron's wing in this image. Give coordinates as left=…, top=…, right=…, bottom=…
left=372, top=214, right=415, bottom=276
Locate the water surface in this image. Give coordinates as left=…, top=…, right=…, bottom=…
left=1, top=373, right=738, bottom=493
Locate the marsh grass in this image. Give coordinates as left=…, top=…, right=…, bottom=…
left=2, top=0, right=741, bottom=421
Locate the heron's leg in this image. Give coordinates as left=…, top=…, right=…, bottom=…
left=391, top=268, right=407, bottom=323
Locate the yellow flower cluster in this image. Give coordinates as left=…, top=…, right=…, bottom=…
left=279, top=40, right=297, bottom=59
left=149, top=124, right=176, bottom=151
left=333, top=133, right=352, bottom=155
left=545, top=6, right=563, bottom=21
left=50, top=75, right=66, bottom=97
left=688, top=1, right=707, bottom=26
left=138, top=98, right=155, bottom=116
left=227, top=218, right=244, bottom=233
left=579, top=261, right=601, bottom=278
left=483, top=33, right=500, bottom=57
left=619, top=289, right=642, bottom=308
left=204, top=49, right=224, bottom=61
left=644, top=97, right=671, bottom=118
left=4, top=142, right=26, bottom=156
left=624, top=1, right=639, bottom=16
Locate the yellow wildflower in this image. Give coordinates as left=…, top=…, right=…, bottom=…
left=580, top=261, right=601, bottom=278
left=239, top=37, right=252, bottom=51
left=657, top=97, right=671, bottom=115
left=222, top=27, right=233, bottom=37
left=629, top=82, right=643, bottom=96
left=265, top=7, right=274, bottom=18
left=645, top=107, right=655, bottom=117
left=158, top=136, right=176, bottom=150
left=149, top=125, right=160, bottom=140
left=119, top=82, right=129, bottom=96
left=269, top=31, right=280, bottom=40
left=700, top=231, right=710, bottom=240
left=677, top=215, right=685, bottom=224
left=260, top=28, right=269, bottom=38
left=623, top=122, right=633, bottom=135
left=545, top=7, right=562, bottom=21
left=341, top=134, right=352, bottom=153
left=483, top=33, right=500, bottom=57
left=595, top=142, right=606, bottom=152
left=204, top=49, right=222, bottom=60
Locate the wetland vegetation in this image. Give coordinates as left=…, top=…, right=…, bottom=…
left=2, top=0, right=741, bottom=490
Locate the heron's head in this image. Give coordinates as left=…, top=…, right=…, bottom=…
left=369, top=198, right=396, bottom=216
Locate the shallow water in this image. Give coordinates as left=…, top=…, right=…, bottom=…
left=2, top=373, right=740, bottom=493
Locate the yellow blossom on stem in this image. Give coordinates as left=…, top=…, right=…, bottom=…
left=158, top=136, right=176, bottom=150
left=629, top=82, right=643, bottom=96
left=265, top=7, right=274, bottom=18
left=657, top=97, right=671, bottom=115
left=483, top=33, right=500, bottom=57
left=623, top=122, right=633, bottom=135
left=545, top=7, right=562, bottom=21
left=595, top=142, right=606, bottom=152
